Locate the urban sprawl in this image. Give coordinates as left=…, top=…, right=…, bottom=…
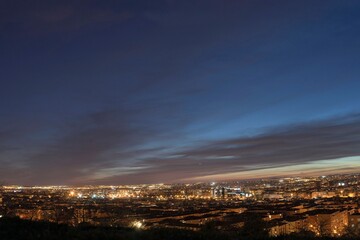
left=1, top=174, right=360, bottom=237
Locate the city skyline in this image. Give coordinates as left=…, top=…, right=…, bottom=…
left=1, top=0, right=360, bottom=185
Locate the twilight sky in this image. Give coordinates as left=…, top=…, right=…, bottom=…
left=1, top=0, right=360, bottom=185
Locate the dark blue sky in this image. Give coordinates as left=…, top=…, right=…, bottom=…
left=1, top=0, right=360, bottom=185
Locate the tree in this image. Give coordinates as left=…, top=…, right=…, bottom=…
left=343, top=224, right=360, bottom=238
left=313, top=217, right=331, bottom=237
left=53, top=206, right=73, bottom=225
left=289, top=228, right=316, bottom=239
left=239, top=214, right=269, bottom=239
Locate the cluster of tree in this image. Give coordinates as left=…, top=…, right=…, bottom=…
left=1, top=216, right=360, bottom=240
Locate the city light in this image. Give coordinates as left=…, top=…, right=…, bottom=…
left=131, top=221, right=144, bottom=229
left=0, top=173, right=359, bottom=237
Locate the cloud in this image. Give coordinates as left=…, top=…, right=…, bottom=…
left=18, top=109, right=154, bottom=185
left=0, top=125, right=36, bottom=184
left=1, top=111, right=360, bottom=185
left=1, top=1, right=360, bottom=186
left=4, top=98, right=189, bottom=185
left=96, top=113, right=360, bottom=184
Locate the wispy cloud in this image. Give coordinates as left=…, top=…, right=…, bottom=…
left=20, top=109, right=156, bottom=185
left=96, top=113, right=360, bottom=184
left=1, top=111, right=360, bottom=185
left=1, top=1, right=360, bottom=186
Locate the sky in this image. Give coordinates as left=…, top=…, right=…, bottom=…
left=1, top=0, right=360, bottom=186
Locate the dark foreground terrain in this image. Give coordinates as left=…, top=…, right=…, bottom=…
left=0, top=217, right=359, bottom=240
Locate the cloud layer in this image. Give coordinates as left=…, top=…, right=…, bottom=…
left=1, top=1, right=360, bottom=185
left=1, top=111, right=360, bottom=185
left=94, top=113, right=360, bottom=184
